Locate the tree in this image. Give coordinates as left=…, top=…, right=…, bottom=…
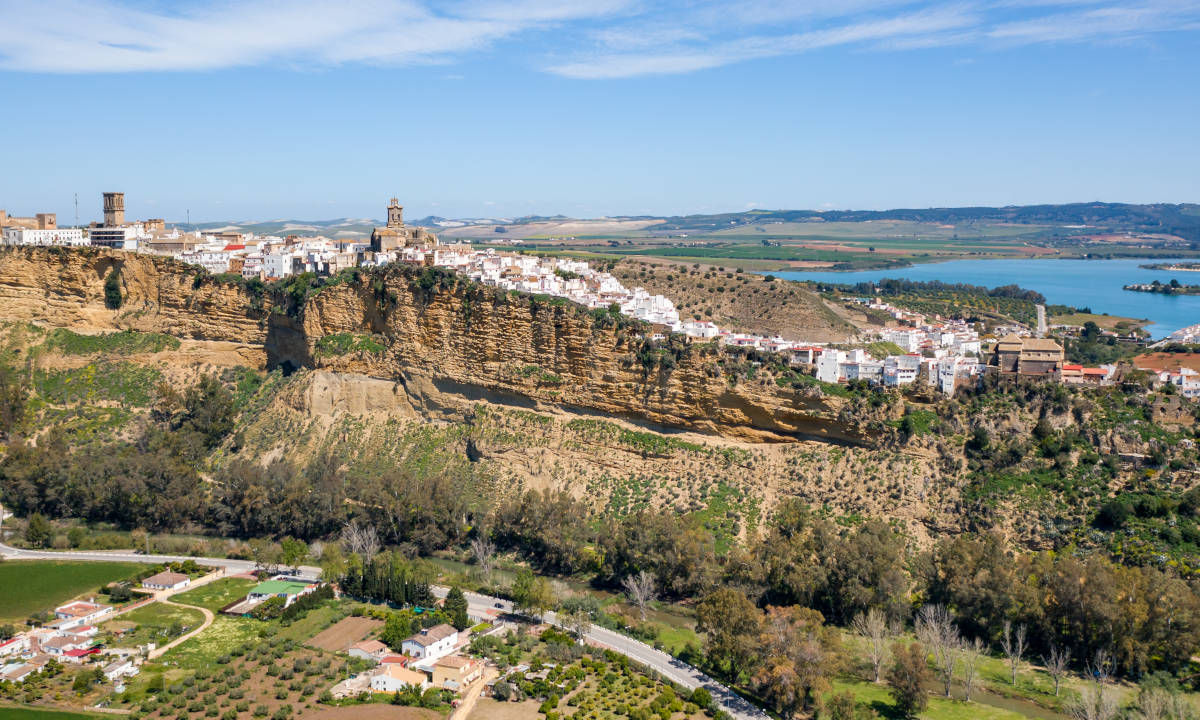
left=280, top=537, right=308, bottom=571
left=104, top=268, right=122, bottom=310
left=380, top=613, right=413, bottom=649
left=887, top=642, right=930, bottom=719
left=443, top=587, right=470, bottom=631
left=25, top=513, right=52, bottom=548
left=558, top=599, right=594, bottom=642
left=1000, top=620, right=1027, bottom=686
left=622, top=570, right=658, bottom=621
left=1043, top=645, right=1071, bottom=697
left=916, top=604, right=959, bottom=698
left=754, top=606, right=841, bottom=716
left=851, top=608, right=890, bottom=683
left=961, top=637, right=984, bottom=702
left=341, top=521, right=380, bottom=562
left=511, top=569, right=554, bottom=619
left=470, top=535, right=495, bottom=580
left=1070, top=683, right=1118, bottom=720
left=696, top=588, right=762, bottom=682
left=0, top=363, right=28, bottom=439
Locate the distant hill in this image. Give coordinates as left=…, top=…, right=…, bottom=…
left=181, top=202, right=1200, bottom=243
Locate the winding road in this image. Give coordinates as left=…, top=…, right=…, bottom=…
left=0, top=540, right=766, bottom=719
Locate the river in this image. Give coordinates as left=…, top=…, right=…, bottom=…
left=773, top=257, right=1200, bottom=338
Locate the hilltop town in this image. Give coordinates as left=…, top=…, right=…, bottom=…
left=1, top=194, right=1131, bottom=397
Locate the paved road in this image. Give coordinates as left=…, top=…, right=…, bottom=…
left=0, top=542, right=766, bottom=719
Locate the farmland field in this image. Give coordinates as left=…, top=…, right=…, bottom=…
left=0, top=560, right=142, bottom=621
left=307, top=615, right=382, bottom=652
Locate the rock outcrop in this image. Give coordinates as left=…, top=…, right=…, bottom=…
left=0, top=247, right=866, bottom=443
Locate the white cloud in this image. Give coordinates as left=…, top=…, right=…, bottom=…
left=0, top=0, right=1197, bottom=76
left=0, top=0, right=627, bottom=72
left=551, top=5, right=982, bottom=78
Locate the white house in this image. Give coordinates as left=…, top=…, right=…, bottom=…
left=141, top=571, right=191, bottom=591
left=369, top=663, right=429, bottom=692
left=400, top=624, right=458, bottom=661
left=1, top=226, right=87, bottom=246
left=102, top=658, right=138, bottom=682
left=883, top=355, right=922, bottom=386
left=815, top=351, right=843, bottom=384
left=0, top=635, right=30, bottom=657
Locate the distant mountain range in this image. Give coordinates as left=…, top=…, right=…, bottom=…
left=175, top=202, right=1200, bottom=242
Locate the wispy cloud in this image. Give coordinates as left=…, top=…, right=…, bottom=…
left=0, top=0, right=628, bottom=72
left=0, top=0, right=1197, bottom=76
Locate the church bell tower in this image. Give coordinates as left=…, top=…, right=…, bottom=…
left=387, top=198, right=404, bottom=228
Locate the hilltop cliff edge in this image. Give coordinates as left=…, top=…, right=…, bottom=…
left=0, top=246, right=865, bottom=443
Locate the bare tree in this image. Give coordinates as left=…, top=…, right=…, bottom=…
left=1139, top=688, right=1172, bottom=720
left=308, top=540, right=325, bottom=562
left=622, top=570, right=658, bottom=622
left=1070, top=683, right=1119, bottom=720
left=470, top=535, right=496, bottom=580
left=1001, top=620, right=1028, bottom=686
left=1043, top=645, right=1071, bottom=697
left=1090, top=648, right=1113, bottom=685
left=916, top=604, right=960, bottom=698
left=851, top=608, right=890, bottom=683
left=961, top=637, right=984, bottom=702
left=341, top=521, right=380, bottom=562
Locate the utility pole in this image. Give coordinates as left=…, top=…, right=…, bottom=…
left=74, top=193, right=78, bottom=226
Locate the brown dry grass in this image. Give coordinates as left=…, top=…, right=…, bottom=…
left=467, top=698, right=542, bottom=720
left=1135, top=353, right=1200, bottom=373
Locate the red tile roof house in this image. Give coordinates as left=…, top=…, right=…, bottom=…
left=347, top=639, right=390, bottom=663
left=53, top=601, right=113, bottom=630
left=141, top=571, right=191, bottom=591
left=0, top=635, right=30, bottom=658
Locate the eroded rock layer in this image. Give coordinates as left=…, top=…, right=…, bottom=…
left=0, top=247, right=864, bottom=444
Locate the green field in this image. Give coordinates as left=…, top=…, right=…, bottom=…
left=0, top=707, right=104, bottom=720
left=157, top=615, right=261, bottom=668
left=172, top=577, right=257, bottom=611
left=106, top=602, right=206, bottom=647
left=0, top=560, right=142, bottom=621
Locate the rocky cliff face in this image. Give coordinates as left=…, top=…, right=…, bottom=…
left=0, top=247, right=864, bottom=443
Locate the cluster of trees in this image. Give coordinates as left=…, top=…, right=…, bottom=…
left=833, top=278, right=1048, bottom=304
left=332, top=549, right=435, bottom=607
left=0, top=375, right=239, bottom=531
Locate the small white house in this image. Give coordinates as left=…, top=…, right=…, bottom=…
left=400, top=624, right=458, bottom=661
left=141, top=571, right=191, bottom=591
left=103, top=657, right=138, bottom=682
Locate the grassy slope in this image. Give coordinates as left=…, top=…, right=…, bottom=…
left=0, top=560, right=142, bottom=621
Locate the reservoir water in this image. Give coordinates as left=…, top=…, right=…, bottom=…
left=773, top=257, right=1200, bottom=338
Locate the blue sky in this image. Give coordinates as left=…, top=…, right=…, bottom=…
left=0, top=0, right=1197, bottom=223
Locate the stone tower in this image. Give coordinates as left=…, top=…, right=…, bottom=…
left=103, top=192, right=125, bottom=227
left=387, top=197, right=404, bottom=228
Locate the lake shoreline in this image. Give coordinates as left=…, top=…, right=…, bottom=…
left=767, top=256, right=1200, bottom=339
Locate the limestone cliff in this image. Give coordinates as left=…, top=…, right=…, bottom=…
left=0, top=246, right=864, bottom=443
